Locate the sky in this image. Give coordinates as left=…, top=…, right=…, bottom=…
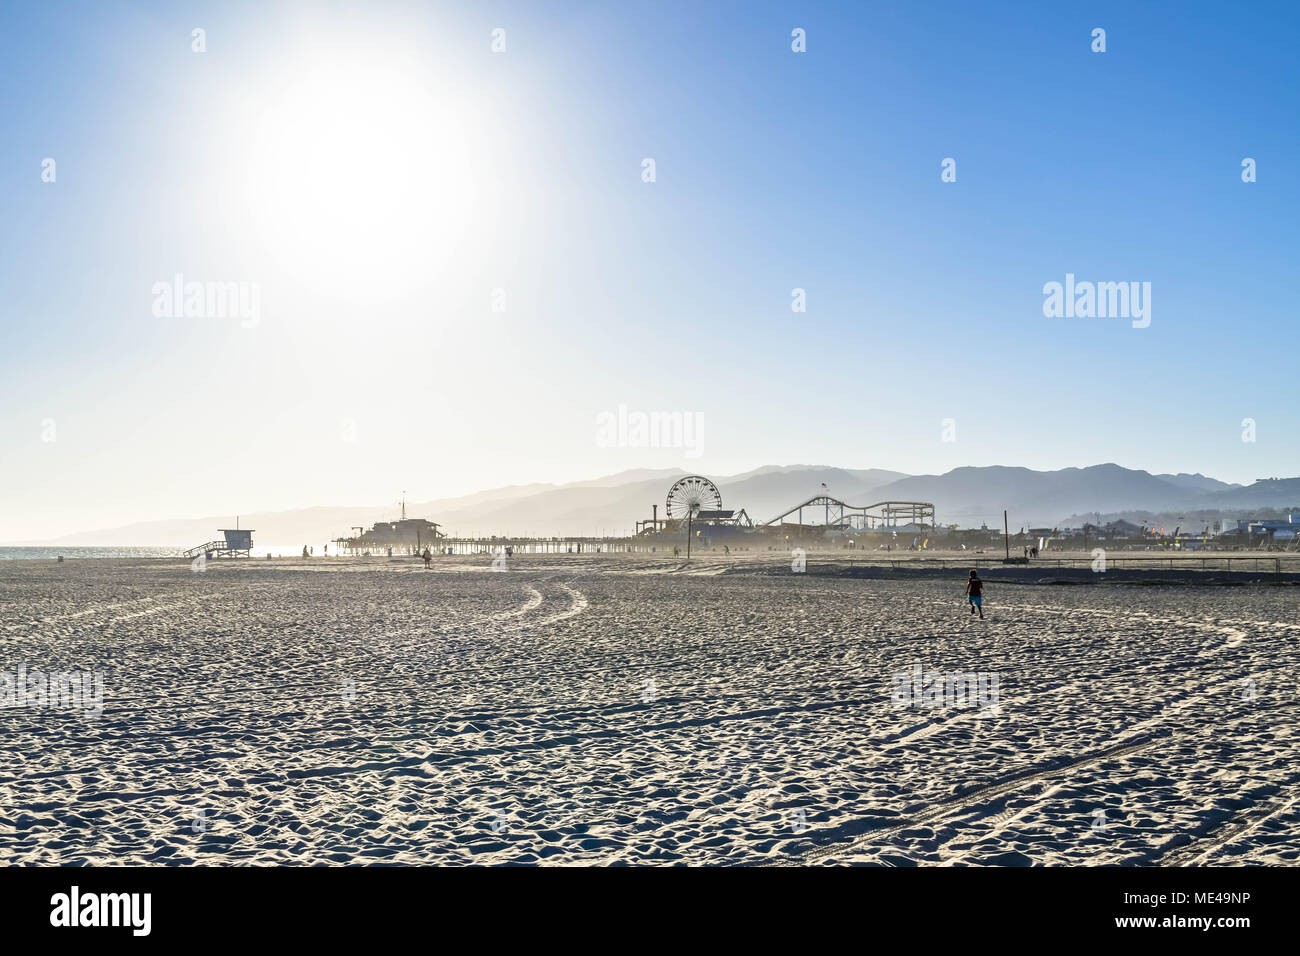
left=2, top=0, right=1298, bottom=540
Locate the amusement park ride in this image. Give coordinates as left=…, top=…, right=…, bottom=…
left=761, top=495, right=935, bottom=533
left=636, top=475, right=753, bottom=536
left=635, top=474, right=936, bottom=547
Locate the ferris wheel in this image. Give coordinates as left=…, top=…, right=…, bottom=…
left=665, top=475, right=722, bottom=521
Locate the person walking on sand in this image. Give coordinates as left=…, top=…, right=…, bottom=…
left=965, top=569, right=984, bottom=619
left=422, top=547, right=431, bottom=569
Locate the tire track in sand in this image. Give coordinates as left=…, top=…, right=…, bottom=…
left=789, top=735, right=1164, bottom=865
left=787, top=674, right=1250, bottom=865
left=1157, top=788, right=1300, bottom=866
left=2, top=596, right=161, bottom=632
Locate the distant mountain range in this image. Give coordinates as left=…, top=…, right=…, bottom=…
left=17, top=464, right=1300, bottom=546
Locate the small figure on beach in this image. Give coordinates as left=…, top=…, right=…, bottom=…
left=965, top=569, right=984, bottom=619
left=422, top=547, right=431, bottom=568
left=302, top=545, right=309, bottom=558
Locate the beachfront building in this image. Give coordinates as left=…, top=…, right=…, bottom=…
left=1218, top=516, right=1300, bottom=545
left=334, top=517, right=446, bottom=555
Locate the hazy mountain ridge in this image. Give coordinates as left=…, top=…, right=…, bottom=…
left=1154, top=473, right=1242, bottom=493
left=872, top=464, right=1208, bottom=527
left=16, top=465, right=1296, bottom=545
left=873, top=465, right=1294, bottom=528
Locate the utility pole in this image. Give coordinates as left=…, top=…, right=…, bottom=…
left=1004, top=510, right=1010, bottom=561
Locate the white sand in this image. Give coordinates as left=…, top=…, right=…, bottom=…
left=0, top=553, right=1296, bottom=865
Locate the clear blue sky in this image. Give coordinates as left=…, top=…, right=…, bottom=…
left=2, top=0, right=1297, bottom=539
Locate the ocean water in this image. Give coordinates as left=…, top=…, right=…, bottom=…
left=0, top=545, right=310, bottom=560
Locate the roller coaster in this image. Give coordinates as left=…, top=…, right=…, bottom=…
left=635, top=475, right=935, bottom=537
left=761, top=495, right=935, bottom=532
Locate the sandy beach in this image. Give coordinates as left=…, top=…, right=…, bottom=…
left=1, top=552, right=1296, bottom=866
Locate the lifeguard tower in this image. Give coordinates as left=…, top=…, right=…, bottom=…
left=182, top=528, right=254, bottom=560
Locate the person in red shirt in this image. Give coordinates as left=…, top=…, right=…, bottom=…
left=965, top=569, right=984, bottom=619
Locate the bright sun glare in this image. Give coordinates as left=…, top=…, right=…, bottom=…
left=245, top=55, right=479, bottom=303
